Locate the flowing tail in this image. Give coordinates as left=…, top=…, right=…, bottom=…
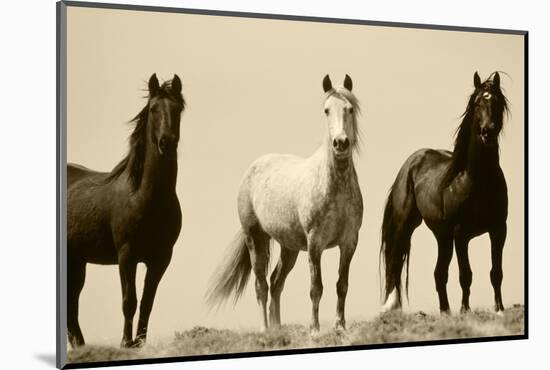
left=379, top=182, right=417, bottom=311
left=206, top=230, right=252, bottom=308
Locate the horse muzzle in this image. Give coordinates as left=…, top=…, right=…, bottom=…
left=332, top=137, right=351, bottom=158
left=158, top=137, right=178, bottom=156
left=480, top=129, right=498, bottom=146
left=480, top=123, right=500, bottom=146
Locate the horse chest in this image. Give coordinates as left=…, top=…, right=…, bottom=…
left=459, top=189, right=506, bottom=232
left=113, top=195, right=182, bottom=254
left=434, top=169, right=507, bottom=230
left=303, top=187, right=361, bottom=247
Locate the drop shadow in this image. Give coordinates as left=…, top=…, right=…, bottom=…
left=34, top=353, right=57, bottom=367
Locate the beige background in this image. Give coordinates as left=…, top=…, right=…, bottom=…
left=67, top=7, right=524, bottom=345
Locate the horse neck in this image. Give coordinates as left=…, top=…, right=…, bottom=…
left=130, top=142, right=178, bottom=200
left=463, top=133, right=500, bottom=180
left=315, top=140, right=356, bottom=193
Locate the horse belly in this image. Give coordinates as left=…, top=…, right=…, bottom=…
left=458, top=206, right=494, bottom=237
left=247, top=183, right=306, bottom=250
left=67, top=186, right=118, bottom=264
left=259, top=213, right=307, bottom=251
left=68, top=230, right=117, bottom=265
left=85, top=245, right=118, bottom=265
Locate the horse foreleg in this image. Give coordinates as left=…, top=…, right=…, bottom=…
left=67, top=258, right=86, bottom=348
left=335, top=241, right=357, bottom=330
left=454, top=231, right=472, bottom=313
left=269, top=247, right=299, bottom=328
left=134, top=262, right=169, bottom=347
left=307, top=245, right=323, bottom=334
left=434, top=234, right=453, bottom=314
left=490, top=224, right=507, bottom=313
left=118, top=248, right=138, bottom=348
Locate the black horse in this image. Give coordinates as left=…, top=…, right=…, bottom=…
left=380, top=72, right=509, bottom=314
left=67, top=74, right=184, bottom=348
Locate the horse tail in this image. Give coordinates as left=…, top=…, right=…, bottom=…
left=206, top=229, right=252, bottom=308
left=379, top=178, right=416, bottom=310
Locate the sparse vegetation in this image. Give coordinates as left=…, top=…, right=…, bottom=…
left=67, top=305, right=524, bottom=364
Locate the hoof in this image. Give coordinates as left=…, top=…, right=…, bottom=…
left=334, top=320, right=346, bottom=332
left=440, top=309, right=452, bottom=316
left=68, top=335, right=85, bottom=349
left=415, top=311, right=427, bottom=319
left=132, top=337, right=146, bottom=348
left=270, top=323, right=282, bottom=331
left=381, top=289, right=402, bottom=312
left=460, top=306, right=471, bottom=314
left=310, top=324, right=320, bottom=337
left=120, top=339, right=134, bottom=349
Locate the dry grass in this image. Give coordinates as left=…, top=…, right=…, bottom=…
left=67, top=304, right=524, bottom=364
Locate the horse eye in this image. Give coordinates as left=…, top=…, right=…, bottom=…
left=349, top=107, right=354, bottom=114
left=324, top=108, right=329, bottom=115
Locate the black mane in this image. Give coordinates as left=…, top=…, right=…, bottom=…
left=442, top=74, right=509, bottom=186
left=105, top=80, right=185, bottom=189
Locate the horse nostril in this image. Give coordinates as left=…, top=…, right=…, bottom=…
left=341, top=138, right=350, bottom=150
left=333, top=137, right=350, bottom=152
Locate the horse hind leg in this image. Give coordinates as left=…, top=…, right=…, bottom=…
left=381, top=195, right=421, bottom=312
left=246, top=228, right=271, bottom=331
left=67, top=257, right=86, bottom=348
left=269, top=246, right=299, bottom=328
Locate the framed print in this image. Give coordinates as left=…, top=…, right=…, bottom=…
left=57, top=1, right=528, bottom=368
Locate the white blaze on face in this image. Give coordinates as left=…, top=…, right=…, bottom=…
left=324, top=95, right=354, bottom=148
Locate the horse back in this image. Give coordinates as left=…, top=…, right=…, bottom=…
left=68, top=163, right=105, bottom=188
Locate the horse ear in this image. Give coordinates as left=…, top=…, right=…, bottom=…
left=493, top=72, right=500, bottom=89
left=343, top=74, right=353, bottom=91
left=172, top=74, right=182, bottom=95
left=473, top=71, right=481, bottom=89
left=322, top=74, right=332, bottom=93
left=149, top=73, right=160, bottom=97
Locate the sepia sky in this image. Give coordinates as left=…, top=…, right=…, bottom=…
left=66, top=6, right=525, bottom=345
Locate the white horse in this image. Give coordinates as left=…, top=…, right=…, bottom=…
left=207, top=75, right=363, bottom=334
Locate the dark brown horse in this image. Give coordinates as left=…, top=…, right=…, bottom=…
left=380, top=72, right=509, bottom=314
left=67, top=74, right=184, bottom=348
